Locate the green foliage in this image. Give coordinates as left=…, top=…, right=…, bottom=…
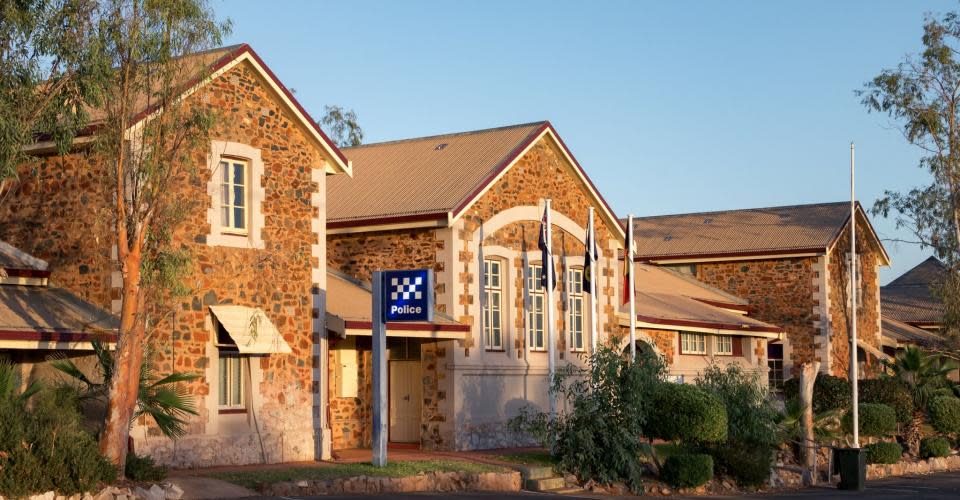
left=694, top=364, right=778, bottom=486
left=508, top=346, right=666, bottom=490
left=124, top=452, right=167, bottom=482
left=860, top=378, right=915, bottom=424
left=866, top=442, right=903, bottom=464
left=928, top=396, right=960, bottom=435
left=53, top=340, right=199, bottom=438
left=0, top=370, right=114, bottom=497
left=885, top=347, right=957, bottom=412
left=920, top=436, right=952, bottom=458
left=660, top=454, right=714, bottom=488
left=647, top=382, right=727, bottom=444
left=782, top=374, right=851, bottom=413
left=841, top=403, right=897, bottom=437
left=318, top=105, right=364, bottom=147
left=778, top=397, right=842, bottom=445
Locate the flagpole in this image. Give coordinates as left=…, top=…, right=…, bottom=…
left=478, top=220, right=485, bottom=351
left=628, top=214, right=636, bottom=361
left=589, top=207, right=598, bottom=352
left=850, top=142, right=859, bottom=449
left=545, top=199, right=557, bottom=418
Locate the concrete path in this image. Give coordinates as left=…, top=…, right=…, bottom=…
left=166, top=475, right=258, bottom=500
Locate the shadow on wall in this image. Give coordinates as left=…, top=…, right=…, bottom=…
left=454, top=365, right=546, bottom=450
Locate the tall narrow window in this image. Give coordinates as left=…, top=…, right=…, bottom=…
left=527, top=264, right=546, bottom=351
left=218, top=354, right=244, bottom=410
left=567, top=268, right=584, bottom=351
left=483, top=259, right=503, bottom=350
left=220, top=159, right=247, bottom=234
left=680, top=332, right=706, bottom=355
left=768, top=343, right=784, bottom=393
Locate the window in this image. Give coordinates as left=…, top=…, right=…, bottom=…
left=680, top=332, right=706, bottom=355
left=567, top=268, right=584, bottom=351
left=483, top=259, right=503, bottom=350
left=220, top=159, right=247, bottom=234
left=527, top=264, right=546, bottom=351
left=845, top=252, right=865, bottom=311
left=768, top=343, right=784, bottom=393
left=665, top=264, right=697, bottom=276
left=714, top=335, right=733, bottom=356
left=218, top=354, right=244, bottom=410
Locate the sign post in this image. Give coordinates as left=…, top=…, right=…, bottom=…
left=371, top=269, right=434, bottom=467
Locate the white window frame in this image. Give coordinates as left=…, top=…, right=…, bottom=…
left=220, top=158, right=249, bottom=235
left=567, top=267, right=585, bottom=352
left=527, top=264, right=546, bottom=351
left=714, top=335, right=734, bottom=356
left=483, top=258, right=504, bottom=351
left=218, top=354, right=245, bottom=410
left=680, top=332, right=706, bottom=355
left=205, top=141, right=265, bottom=249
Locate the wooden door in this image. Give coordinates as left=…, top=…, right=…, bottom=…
left=389, top=360, right=422, bottom=443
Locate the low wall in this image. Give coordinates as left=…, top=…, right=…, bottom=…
left=264, top=470, right=522, bottom=496
left=867, top=455, right=960, bottom=480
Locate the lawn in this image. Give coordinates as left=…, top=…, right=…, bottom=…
left=208, top=459, right=507, bottom=489
left=491, top=450, right=557, bottom=466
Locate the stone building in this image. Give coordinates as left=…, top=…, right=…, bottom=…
left=628, top=202, right=892, bottom=387
left=0, top=44, right=351, bottom=467
left=325, top=121, right=779, bottom=451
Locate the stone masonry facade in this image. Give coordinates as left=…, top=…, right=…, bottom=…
left=0, top=59, right=334, bottom=467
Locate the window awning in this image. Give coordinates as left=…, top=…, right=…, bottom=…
left=209, top=305, right=291, bottom=354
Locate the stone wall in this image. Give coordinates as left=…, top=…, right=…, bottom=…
left=695, top=257, right=818, bottom=378
left=1, top=59, right=332, bottom=467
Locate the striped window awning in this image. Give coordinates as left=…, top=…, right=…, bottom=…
left=209, top=305, right=291, bottom=354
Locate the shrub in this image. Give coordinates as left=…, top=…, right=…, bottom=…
left=0, top=381, right=115, bottom=497
left=647, top=383, right=727, bottom=444
left=782, top=374, right=851, bottom=413
left=661, top=454, right=714, bottom=488
left=699, top=442, right=772, bottom=487
left=508, top=346, right=666, bottom=490
left=866, top=442, right=903, bottom=464
left=920, top=437, right=951, bottom=459
left=859, top=378, right=914, bottom=424
left=841, top=403, right=896, bottom=437
left=125, top=453, right=167, bottom=482
left=928, top=396, right=960, bottom=435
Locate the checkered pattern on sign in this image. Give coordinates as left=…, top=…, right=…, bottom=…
left=390, top=276, right=423, bottom=301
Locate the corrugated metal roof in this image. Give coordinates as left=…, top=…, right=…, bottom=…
left=629, top=202, right=867, bottom=260
left=209, top=305, right=291, bottom=354
left=881, top=316, right=942, bottom=346
left=0, top=285, right=116, bottom=333
left=622, top=291, right=780, bottom=336
left=886, top=256, right=946, bottom=287
left=635, top=264, right=748, bottom=306
left=328, top=122, right=547, bottom=223
left=0, top=240, right=48, bottom=271
left=881, top=257, right=946, bottom=325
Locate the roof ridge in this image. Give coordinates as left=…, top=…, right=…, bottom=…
left=627, top=201, right=851, bottom=222
left=343, top=121, right=548, bottom=150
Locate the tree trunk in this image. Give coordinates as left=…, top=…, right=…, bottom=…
left=799, top=362, right=820, bottom=486
left=904, top=410, right=924, bottom=457
left=99, top=251, right=145, bottom=477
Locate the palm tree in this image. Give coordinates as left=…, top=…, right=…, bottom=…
left=52, top=341, right=199, bottom=439
left=0, top=359, right=41, bottom=403
left=883, top=346, right=957, bottom=455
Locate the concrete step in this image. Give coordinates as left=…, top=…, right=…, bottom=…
left=544, top=486, right=587, bottom=495
left=525, top=476, right=566, bottom=491
left=517, top=465, right=556, bottom=480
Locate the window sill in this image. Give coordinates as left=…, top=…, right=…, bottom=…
left=485, top=348, right=505, bottom=352
left=218, top=408, right=247, bottom=415
left=220, top=230, right=249, bottom=237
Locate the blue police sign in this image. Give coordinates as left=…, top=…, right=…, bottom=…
left=382, top=269, right=434, bottom=322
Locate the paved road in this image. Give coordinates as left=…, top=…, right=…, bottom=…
left=255, top=471, right=960, bottom=499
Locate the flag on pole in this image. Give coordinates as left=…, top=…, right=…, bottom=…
left=622, top=221, right=632, bottom=305
left=538, top=205, right=557, bottom=290
left=583, top=214, right=598, bottom=292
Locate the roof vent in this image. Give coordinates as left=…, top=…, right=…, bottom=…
left=434, top=143, right=448, bottom=151
left=703, top=218, right=713, bottom=224
left=663, top=235, right=673, bottom=241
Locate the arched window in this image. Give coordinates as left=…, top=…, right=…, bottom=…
left=483, top=258, right=504, bottom=350
left=567, top=267, right=584, bottom=351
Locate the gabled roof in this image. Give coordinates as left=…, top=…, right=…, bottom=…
left=881, top=316, right=942, bottom=347
left=27, top=44, right=351, bottom=176
left=0, top=285, right=118, bottom=337
left=627, top=202, right=890, bottom=264
left=881, top=257, right=946, bottom=326
left=327, top=121, right=625, bottom=241
left=0, top=240, right=48, bottom=275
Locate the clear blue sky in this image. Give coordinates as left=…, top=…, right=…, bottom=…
left=215, top=0, right=945, bottom=284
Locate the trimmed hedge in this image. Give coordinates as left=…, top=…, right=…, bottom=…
left=782, top=374, right=850, bottom=413
left=842, top=403, right=897, bottom=437
left=920, top=437, right=952, bottom=459
left=859, top=378, right=914, bottom=424
left=647, top=383, right=727, bottom=443
left=865, top=442, right=903, bottom=464
left=928, top=396, right=960, bottom=435
left=700, top=442, right=772, bottom=487
left=661, top=453, right=714, bottom=488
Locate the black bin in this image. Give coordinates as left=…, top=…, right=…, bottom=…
left=834, top=447, right=866, bottom=491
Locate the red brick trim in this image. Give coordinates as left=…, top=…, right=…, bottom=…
left=344, top=320, right=470, bottom=332
left=2, top=268, right=51, bottom=278
left=690, top=297, right=751, bottom=313
left=633, top=247, right=827, bottom=263
left=327, top=211, right=448, bottom=229
left=218, top=408, right=247, bottom=415
left=0, top=330, right=117, bottom=343
left=636, top=314, right=782, bottom=334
